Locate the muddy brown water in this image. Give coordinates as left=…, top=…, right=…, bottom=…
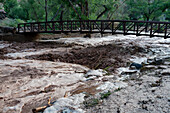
left=26, top=44, right=145, bottom=73
left=0, top=41, right=69, bottom=59
left=0, top=40, right=145, bottom=113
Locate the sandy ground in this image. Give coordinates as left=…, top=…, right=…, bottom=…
left=0, top=34, right=169, bottom=113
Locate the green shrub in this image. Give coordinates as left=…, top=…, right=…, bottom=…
left=100, top=90, right=111, bottom=99
left=0, top=18, right=24, bottom=27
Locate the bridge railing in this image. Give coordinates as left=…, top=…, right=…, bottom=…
left=18, top=20, right=170, bottom=38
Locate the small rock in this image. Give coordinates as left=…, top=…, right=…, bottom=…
left=102, top=77, right=108, bottom=82
left=121, top=70, right=138, bottom=75
left=147, top=58, right=154, bottom=64
left=150, top=87, right=157, bottom=92
left=75, top=69, right=86, bottom=73
left=85, top=69, right=104, bottom=78
left=158, top=65, right=168, bottom=69
left=144, top=65, right=157, bottom=69
left=150, top=58, right=165, bottom=65
left=156, top=95, right=163, bottom=99
left=44, top=94, right=85, bottom=113
left=130, top=63, right=143, bottom=70
left=97, top=81, right=128, bottom=91
left=149, top=82, right=160, bottom=87
left=161, top=69, right=170, bottom=75
left=83, top=33, right=91, bottom=38
left=86, top=76, right=95, bottom=81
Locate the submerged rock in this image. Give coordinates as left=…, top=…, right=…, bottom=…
left=84, top=69, right=106, bottom=78
left=96, top=81, right=128, bottom=91
left=130, top=63, right=143, bottom=70
left=44, top=93, right=85, bottom=113
left=161, top=69, right=170, bottom=75
left=149, top=58, right=165, bottom=65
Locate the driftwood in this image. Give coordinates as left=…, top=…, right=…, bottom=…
left=32, top=97, right=52, bottom=113
left=32, top=92, right=69, bottom=113
left=0, top=26, right=16, bottom=34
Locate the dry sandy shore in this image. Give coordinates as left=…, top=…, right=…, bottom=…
left=0, top=35, right=169, bottom=113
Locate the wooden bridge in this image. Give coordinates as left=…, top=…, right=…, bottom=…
left=18, top=20, right=170, bottom=38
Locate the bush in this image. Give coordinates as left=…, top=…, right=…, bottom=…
left=0, top=18, right=24, bottom=27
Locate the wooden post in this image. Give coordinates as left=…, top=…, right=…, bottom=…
left=164, top=23, right=167, bottom=39
left=30, top=24, right=33, bottom=32
left=38, top=23, right=40, bottom=32
left=52, top=22, right=55, bottom=32
left=150, top=23, right=153, bottom=37
left=61, top=21, right=63, bottom=32
left=101, top=21, right=103, bottom=36
left=33, top=24, right=35, bottom=32
left=145, top=22, right=148, bottom=32
left=45, top=23, right=47, bottom=31
left=24, top=24, right=26, bottom=32
left=158, top=23, right=160, bottom=33
left=123, top=22, right=126, bottom=35
left=101, top=21, right=103, bottom=33
left=18, top=24, right=20, bottom=33
left=67, top=21, right=69, bottom=31
left=71, top=21, right=72, bottom=31
left=90, top=21, right=92, bottom=32
left=80, top=21, right=82, bottom=32
left=112, top=21, right=114, bottom=35
left=134, top=23, right=136, bottom=32
left=136, top=22, right=139, bottom=36
left=93, top=22, right=94, bottom=30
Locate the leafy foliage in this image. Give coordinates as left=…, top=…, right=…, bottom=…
left=1, top=0, right=170, bottom=23
left=126, top=0, right=170, bottom=21
left=0, top=18, right=24, bottom=27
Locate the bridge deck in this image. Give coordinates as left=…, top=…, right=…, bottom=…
left=18, top=20, right=170, bottom=38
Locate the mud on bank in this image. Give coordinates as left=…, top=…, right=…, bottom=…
left=26, top=44, right=145, bottom=73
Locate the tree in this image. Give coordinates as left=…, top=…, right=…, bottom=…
left=2, top=0, right=169, bottom=22
left=126, top=0, right=170, bottom=21
left=19, top=0, right=45, bottom=21
left=4, top=0, right=18, bottom=15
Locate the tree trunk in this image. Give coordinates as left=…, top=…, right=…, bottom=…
left=68, top=0, right=81, bottom=20
left=51, top=5, right=63, bottom=21
left=60, top=10, right=64, bottom=21
left=45, top=0, right=48, bottom=22
left=96, top=5, right=108, bottom=20
left=85, top=0, right=89, bottom=17
left=108, top=0, right=127, bottom=20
